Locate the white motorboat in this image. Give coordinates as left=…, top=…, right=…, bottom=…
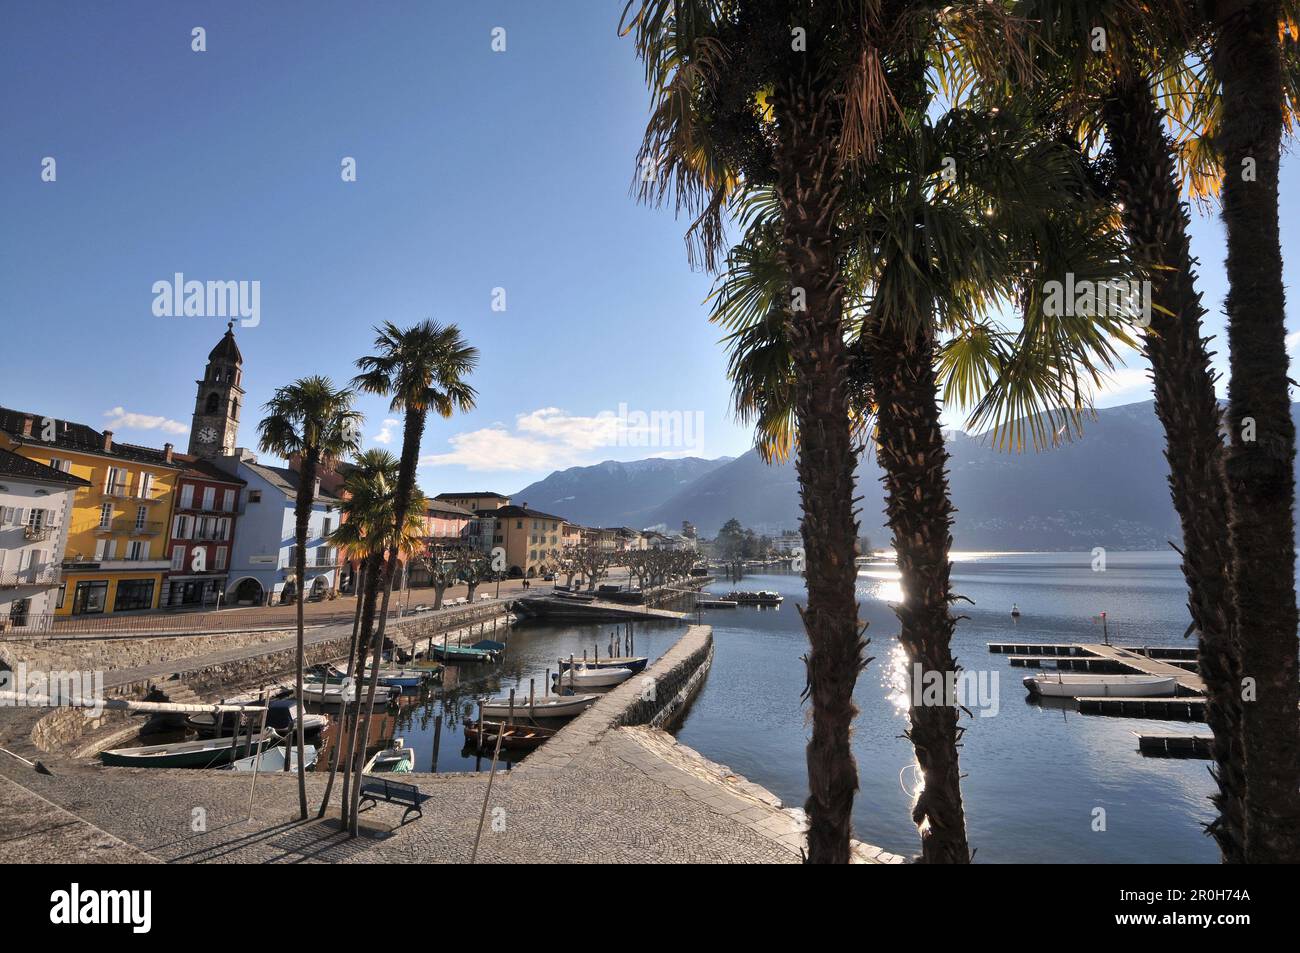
left=550, top=665, right=634, bottom=689
left=299, top=681, right=394, bottom=706
left=1023, top=674, right=1178, bottom=698
left=363, top=738, right=414, bottom=774
left=480, top=693, right=599, bottom=720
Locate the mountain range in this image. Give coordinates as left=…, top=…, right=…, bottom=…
left=512, top=400, right=1300, bottom=551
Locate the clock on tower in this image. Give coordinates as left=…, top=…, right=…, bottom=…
left=188, top=322, right=245, bottom=458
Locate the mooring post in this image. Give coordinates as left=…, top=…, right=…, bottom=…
left=432, top=714, right=443, bottom=772
left=570, top=654, right=576, bottom=691
left=507, top=688, right=515, bottom=727
left=545, top=667, right=551, bottom=696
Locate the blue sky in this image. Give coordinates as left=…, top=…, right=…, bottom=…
left=1, top=2, right=1296, bottom=492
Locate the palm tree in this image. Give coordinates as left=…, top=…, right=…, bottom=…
left=348, top=320, right=477, bottom=834
left=712, top=91, right=1135, bottom=861
left=315, top=449, right=421, bottom=821
left=625, top=0, right=1034, bottom=863
left=1009, top=0, right=1300, bottom=861
left=1210, top=0, right=1300, bottom=863
left=257, top=376, right=362, bottom=819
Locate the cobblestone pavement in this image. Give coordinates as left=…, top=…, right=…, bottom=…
left=0, top=624, right=906, bottom=864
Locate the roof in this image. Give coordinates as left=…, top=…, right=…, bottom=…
left=494, top=504, right=567, bottom=522
left=426, top=499, right=475, bottom=518
left=242, top=462, right=342, bottom=502
left=172, top=452, right=246, bottom=486
left=434, top=491, right=509, bottom=501
left=208, top=324, right=243, bottom=364
left=0, top=406, right=182, bottom=468
left=0, top=448, right=91, bottom=488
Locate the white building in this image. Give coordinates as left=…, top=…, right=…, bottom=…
left=0, top=448, right=89, bottom=630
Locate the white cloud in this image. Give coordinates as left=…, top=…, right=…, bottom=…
left=103, top=406, right=188, bottom=435
left=514, top=407, right=621, bottom=450
left=420, top=424, right=589, bottom=472
left=1286, top=330, right=1300, bottom=354
left=372, top=418, right=400, bottom=445
left=1094, top=366, right=1153, bottom=402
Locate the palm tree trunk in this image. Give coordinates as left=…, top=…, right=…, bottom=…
left=348, top=406, right=428, bottom=835
left=291, top=451, right=318, bottom=820
left=340, top=551, right=382, bottom=829
left=348, top=549, right=398, bottom=836
left=1102, top=65, right=1246, bottom=860
left=317, top=559, right=367, bottom=818
left=869, top=320, right=970, bottom=863
left=1213, top=0, right=1300, bottom=863
left=772, top=73, right=865, bottom=864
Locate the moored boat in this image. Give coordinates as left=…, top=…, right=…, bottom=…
left=299, top=681, right=396, bottom=706
left=463, top=720, right=557, bottom=751
left=430, top=643, right=500, bottom=664
left=696, top=598, right=738, bottom=608
left=551, top=665, right=634, bottom=689
left=1023, top=674, right=1178, bottom=698
left=100, top=732, right=275, bottom=769
left=557, top=655, right=648, bottom=674
left=227, top=743, right=318, bottom=772
left=363, top=738, right=414, bottom=774
left=480, top=692, right=598, bottom=720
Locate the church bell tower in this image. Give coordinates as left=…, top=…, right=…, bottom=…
left=188, top=321, right=244, bottom=458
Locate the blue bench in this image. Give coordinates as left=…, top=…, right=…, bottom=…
left=358, top=776, right=429, bottom=825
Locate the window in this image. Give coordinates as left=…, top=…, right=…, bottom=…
left=215, top=547, right=227, bottom=570
left=72, top=580, right=108, bottom=615
left=248, top=490, right=261, bottom=503
left=26, top=508, right=48, bottom=530
left=201, top=487, right=215, bottom=510
left=113, top=579, right=155, bottom=612
left=126, top=540, right=148, bottom=561
left=137, top=472, right=153, bottom=499
left=322, top=517, right=332, bottom=537
left=47, top=458, right=70, bottom=473
left=179, top=484, right=194, bottom=509
left=174, top=515, right=191, bottom=539
left=171, top=546, right=186, bottom=570
left=135, top=505, right=148, bottom=530
left=99, top=503, right=112, bottom=527
left=56, top=583, right=66, bottom=610
left=104, top=466, right=129, bottom=496
left=217, top=517, right=229, bottom=540
left=205, top=392, right=220, bottom=414
left=222, top=489, right=235, bottom=511
left=94, top=539, right=116, bottom=560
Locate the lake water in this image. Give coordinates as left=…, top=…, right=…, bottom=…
left=674, top=551, right=1219, bottom=863
left=339, top=551, right=1220, bottom=863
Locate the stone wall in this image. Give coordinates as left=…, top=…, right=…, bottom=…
left=0, top=629, right=294, bottom=675
left=519, top=625, right=714, bottom=777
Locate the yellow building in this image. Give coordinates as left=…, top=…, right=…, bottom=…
left=490, top=503, right=567, bottom=578
left=0, top=408, right=182, bottom=616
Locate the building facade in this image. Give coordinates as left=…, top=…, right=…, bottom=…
left=433, top=491, right=510, bottom=513
left=188, top=323, right=244, bottom=459
left=0, top=449, right=88, bottom=630
left=214, top=453, right=342, bottom=605
left=491, top=503, right=566, bottom=578
left=162, top=454, right=244, bottom=608
left=0, top=409, right=182, bottom=616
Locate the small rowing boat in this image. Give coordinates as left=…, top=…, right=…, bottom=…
left=1023, top=674, right=1178, bottom=698
left=228, top=743, right=318, bottom=772
left=480, top=693, right=598, bottom=720
left=100, top=733, right=275, bottom=769
left=299, top=681, right=396, bottom=706
left=430, top=643, right=500, bottom=663
left=463, top=720, right=557, bottom=752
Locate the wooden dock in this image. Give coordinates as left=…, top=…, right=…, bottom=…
left=1076, top=695, right=1206, bottom=721
left=1136, top=732, right=1214, bottom=759
left=1077, top=644, right=1204, bottom=694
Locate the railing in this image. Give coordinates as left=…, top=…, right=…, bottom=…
left=92, top=518, right=163, bottom=536
left=4, top=606, right=374, bottom=638
left=0, top=567, right=62, bottom=588
left=23, top=524, right=59, bottom=542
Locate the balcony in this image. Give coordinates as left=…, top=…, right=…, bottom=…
left=0, top=567, right=62, bottom=588
left=92, top=518, right=163, bottom=537
left=23, top=524, right=59, bottom=542
left=98, top=485, right=164, bottom=504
